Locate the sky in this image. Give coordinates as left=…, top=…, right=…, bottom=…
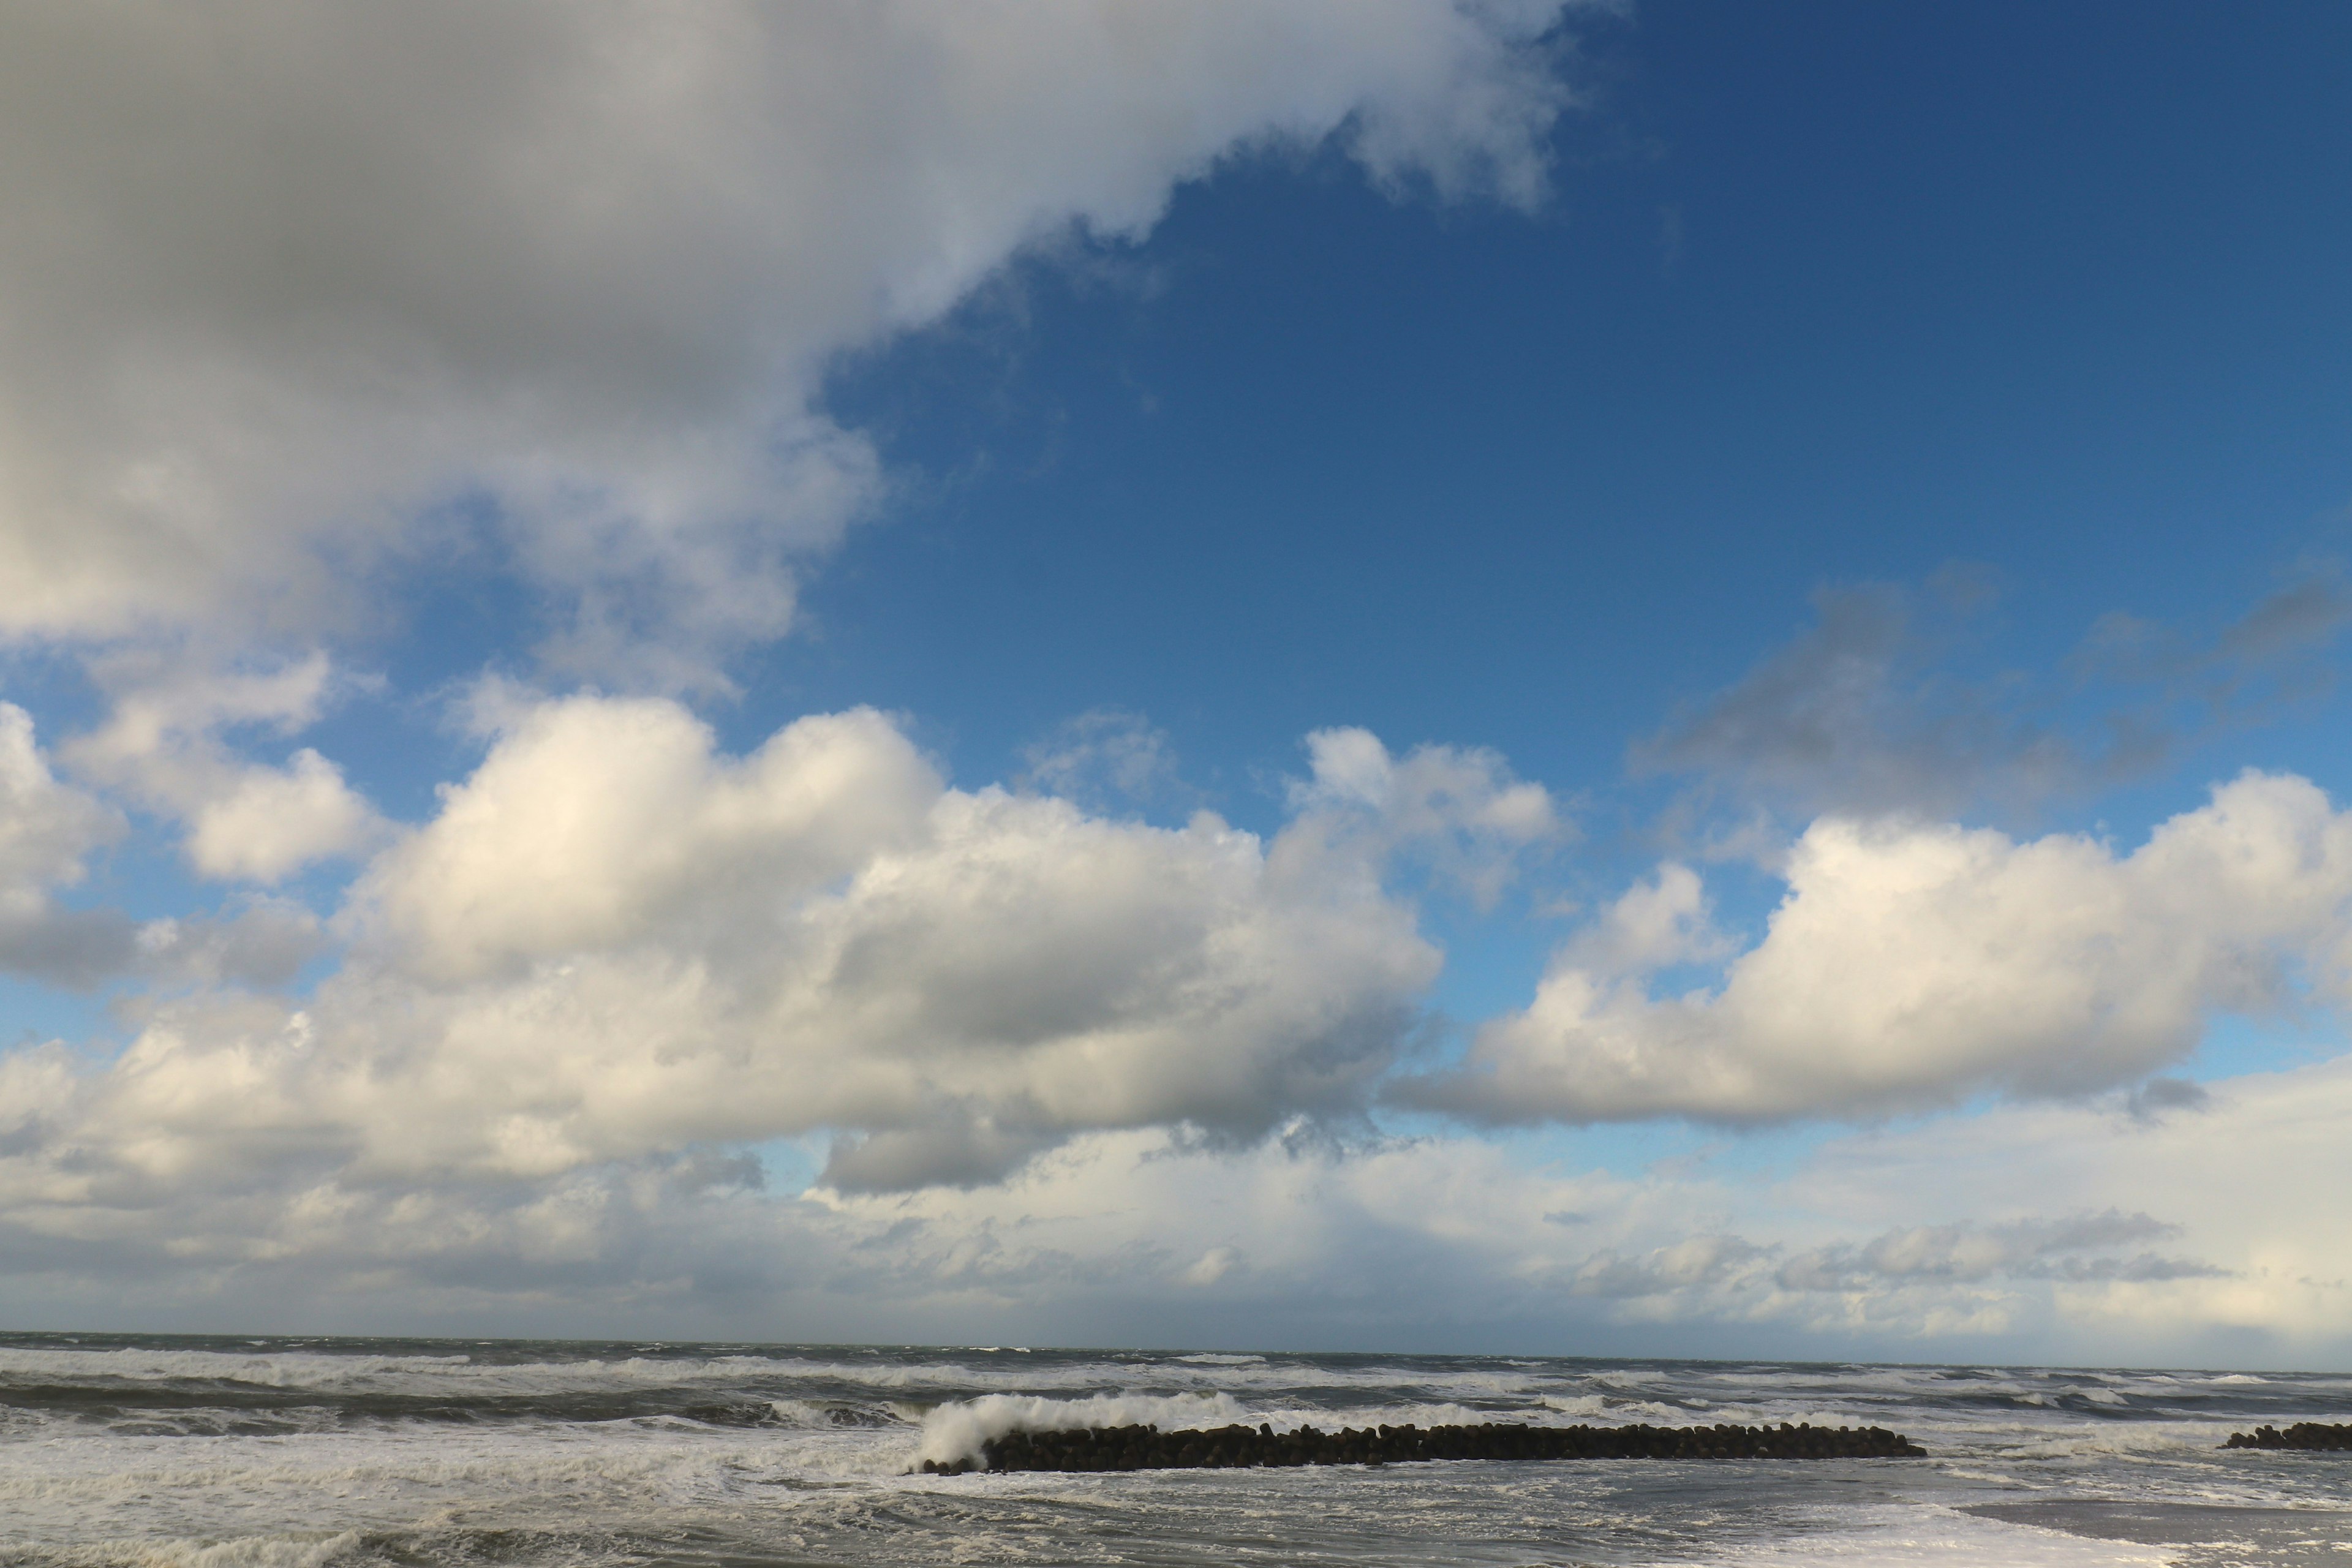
left=0, top=0, right=2350, bottom=1365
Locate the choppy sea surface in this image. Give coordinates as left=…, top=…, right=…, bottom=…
left=3, top=1334, right=2350, bottom=1567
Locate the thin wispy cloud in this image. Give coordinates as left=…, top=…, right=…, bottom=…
left=1635, top=572, right=2350, bottom=826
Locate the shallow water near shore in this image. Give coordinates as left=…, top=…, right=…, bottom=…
left=2, top=1333, right=2349, bottom=1567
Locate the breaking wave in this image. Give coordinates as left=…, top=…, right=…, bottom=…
left=916, top=1391, right=1251, bottom=1466
left=2, top=1335, right=2347, bottom=1567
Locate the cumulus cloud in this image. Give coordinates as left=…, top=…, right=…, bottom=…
left=1404, top=771, right=2352, bottom=1125
left=134, top=901, right=327, bottom=991
left=178, top=747, right=378, bottom=883
left=0, top=5, right=1607, bottom=1304
left=0, top=699, right=1512, bottom=1215
left=9, top=695, right=2333, bottom=1357
left=0, top=702, right=325, bottom=988
left=1284, top=727, right=1565, bottom=907
left=62, top=651, right=385, bottom=882
left=0, top=703, right=141, bottom=987
left=353, top=698, right=943, bottom=983
left=0, top=0, right=1585, bottom=681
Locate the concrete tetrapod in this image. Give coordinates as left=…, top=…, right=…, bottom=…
left=2223, top=1423, right=2352, bottom=1452
left=917, top=1420, right=1928, bottom=1474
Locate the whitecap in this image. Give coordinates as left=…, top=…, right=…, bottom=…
left=916, top=1391, right=1253, bottom=1466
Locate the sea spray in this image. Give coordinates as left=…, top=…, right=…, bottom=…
left=916, top=1390, right=1250, bottom=1467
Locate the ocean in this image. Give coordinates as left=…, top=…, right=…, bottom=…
left=2, top=1333, right=2348, bottom=1567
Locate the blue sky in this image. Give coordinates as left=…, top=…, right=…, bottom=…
left=0, top=1, right=2350, bottom=1360
left=787, top=0, right=2352, bottom=792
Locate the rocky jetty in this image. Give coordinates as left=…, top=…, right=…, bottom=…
left=918, top=1419, right=1926, bottom=1474
left=2223, top=1423, right=2352, bottom=1452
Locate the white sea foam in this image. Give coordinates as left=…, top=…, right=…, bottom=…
left=1988, top=1423, right=2248, bottom=1461
left=916, top=1391, right=1253, bottom=1465
left=1697, top=1506, right=2177, bottom=1567
left=764, top=1396, right=908, bottom=1429
left=32, top=1531, right=372, bottom=1568
left=3, top=1343, right=2344, bottom=1566
left=1536, top=1392, right=1690, bottom=1423
left=0, top=1343, right=1080, bottom=1405
left=0, top=1346, right=476, bottom=1388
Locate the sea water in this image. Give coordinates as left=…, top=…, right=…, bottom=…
left=2, top=1333, right=2348, bottom=1566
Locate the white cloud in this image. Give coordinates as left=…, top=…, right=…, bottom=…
left=62, top=652, right=385, bottom=883
left=0, top=691, right=2337, bottom=1360
left=182, top=749, right=379, bottom=883
left=0, top=696, right=2337, bottom=1362
left=0, top=701, right=323, bottom=986
left=1407, top=771, right=2352, bottom=1125
left=1180, top=1245, right=1243, bottom=1287
left=354, top=698, right=943, bottom=983
left=1, top=698, right=1480, bottom=1221
left=0, top=0, right=1584, bottom=682
left=0, top=705, right=120, bottom=913
left=0, top=703, right=135, bottom=986
left=1284, top=727, right=1565, bottom=907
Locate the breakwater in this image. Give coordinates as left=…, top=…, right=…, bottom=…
left=2225, top=1423, right=2352, bottom=1452
left=919, top=1419, right=1927, bottom=1473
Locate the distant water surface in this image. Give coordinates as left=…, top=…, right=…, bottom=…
left=2, top=1333, right=2349, bottom=1566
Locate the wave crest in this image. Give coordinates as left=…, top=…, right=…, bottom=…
left=916, top=1392, right=1250, bottom=1466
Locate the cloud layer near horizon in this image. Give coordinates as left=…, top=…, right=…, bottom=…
left=6, top=1034, right=2345, bottom=1363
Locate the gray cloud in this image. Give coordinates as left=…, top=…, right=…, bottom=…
left=0, top=907, right=139, bottom=992
left=1567, top=1235, right=1773, bottom=1299
left=136, top=902, right=328, bottom=990
left=2124, top=1076, right=2211, bottom=1121
left=1635, top=583, right=2119, bottom=821
left=1637, top=573, right=2350, bottom=824
left=1776, top=1212, right=2225, bottom=1292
